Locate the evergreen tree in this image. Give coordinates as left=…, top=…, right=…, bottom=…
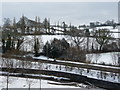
left=43, top=41, right=51, bottom=57
left=48, top=18, right=50, bottom=33
left=2, top=38, right=6, bottom=53
left=35, top=16, right=38, bottom=32
left=38, top=16, right=41, bottom=32
left=34, top=38, right=40, bottom=56
left=51, top=45, right=59, bottom=58
left=69, top=23, right=72, bottom=31
left=21, top=15, right=26, bottom=34
left=13, top=17, right=17, bottom=33
left=43, top=38, right=69, bottom=58
left=16, top=38, right=24, bottom=50
left=11, top=38, right=15, bottom=50
left=6, top=34, right=12, bottom=52
left=43, top=18, right=51, bottom=33
left=43, top=18, right=48, bottom=33
left=63, top=22, right=66, bottom=32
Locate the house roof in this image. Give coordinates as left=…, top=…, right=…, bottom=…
left=17, top=16, right=44, bottom=27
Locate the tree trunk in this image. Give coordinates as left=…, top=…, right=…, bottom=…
left=99, top=45, right=103, bottom=51
left=39, top=72, right=41, bottom=90
left=29, top=84, right=30, bottom=90
left=7, top=73, right=9, bottom=90
left=39, top=64, right=41, bottom=90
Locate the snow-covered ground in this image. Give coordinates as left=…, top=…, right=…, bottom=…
left=0, top=26, right=119, bottom=89
left=23, top=35, right=65, bottom=44
left=87, top=26, right=119, bottom=38
left=21, top=25, right=119, bottom=50
left=0, top=26, right=119, bottom=50
left=96, top=26, right=114, bottom=30
left=1, top=57, right=120, bottom=84
left=33, top=51, right=120, bottom=66
left=86, top=52, right=120, bottom=65
left=22, top=35, right=119, bottom=53
left=0, top=76, right=83, bottom=89
left=33, top=55, right=120, bottom=69
left=0, top=75, right=105, bottom=89
left=22, top=35, right=65, bottom=52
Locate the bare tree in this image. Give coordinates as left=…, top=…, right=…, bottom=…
left=25, top=57, right=33, bottom=90
left=3, top=18, right=12, bottom=29
left=94, top=29, right=112, bottom=51
left=2, top=58, right=14, bottom=90
left=26, top=78, right=33, bottom=90
left=67, top=29, right=85, bottom=50
left=38, top=62, right=43, bottom=90
left=66, top=29, right=86, bottom=62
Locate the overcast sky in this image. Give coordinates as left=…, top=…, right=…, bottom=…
left=1, top=2, right=118, bottom=26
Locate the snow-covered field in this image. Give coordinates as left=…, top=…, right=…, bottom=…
left=0, top=75, right=105, bottom=89
left=0, top=76, right=82, bottom=89
left=86, top=52, right=120, bottom=65
left=32, top=55, right=120, bottom=71
left=90, top=26, right=119, bottom=38
left=21, top=35, right=65, bottom=52
left=25, top=35, right=120, bottom=65
left=22, top=26, right=119, bottom=51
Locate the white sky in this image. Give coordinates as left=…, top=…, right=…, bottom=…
left=1, top=0, right=119, bottom=26
left=1, top=0, right=120, bottom=2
